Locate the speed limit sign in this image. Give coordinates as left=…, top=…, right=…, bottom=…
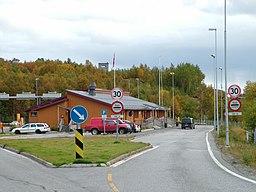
left=111, top=88, right=124, bottom=100
left=228, top=84, right=241, bottom=98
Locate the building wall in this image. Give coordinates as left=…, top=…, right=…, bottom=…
left=27, top=91, right=166, bottom=129
left=67, top=92, right=112, bottom=127
left=28, top=100, right=68, bottom=129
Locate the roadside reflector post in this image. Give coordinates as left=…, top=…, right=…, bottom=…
left=246, top=131, right=249, bottom=142
left=115, top=117, right=119, bottom=143
left=75, top=124, right=84, bottom=159
left=254, top=128, right=256, bottom=145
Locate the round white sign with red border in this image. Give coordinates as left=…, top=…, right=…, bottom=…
left=228, top=84, right=241, bottom=98
left=111, top=100, right=124, bottom=114
left=228, top=98, right=242, bottom=112
left=111, top=88, right=124, bottom=100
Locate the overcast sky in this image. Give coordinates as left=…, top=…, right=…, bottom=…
left=0, top=0, right=256, bottom=91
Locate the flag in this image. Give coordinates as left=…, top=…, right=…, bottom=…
left=112, top=53, right=115, bottom=68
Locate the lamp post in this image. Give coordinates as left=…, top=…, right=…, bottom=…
left=158, top=56, right=161, bottom=105
left=136, top=78, right=139, bottom=99
left=209, top=28, right=219, bottom=135
left=170, top=72, right=175, bottom=120
left=35, top=78, right=39, bottom=105
left=211, top=54, right=216, bottom=131
left=219, top=67, right=223, bottom=125
left=224, top=0, right=229, bottom=146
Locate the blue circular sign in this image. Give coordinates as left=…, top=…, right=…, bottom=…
left=70, top=105, right=88, bottom=124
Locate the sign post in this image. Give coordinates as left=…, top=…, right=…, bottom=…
left=110, top=88, right=124, bottom=143
left=111, top=101, right=124, bottom=143
left=70, top=106, right=88, bottom=159
left=228, top=84, right=242, bottom=116
left=102, top=110, right=107, bottom=134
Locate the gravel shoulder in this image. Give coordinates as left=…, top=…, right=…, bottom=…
left=209, top=131, right=256, bottom=181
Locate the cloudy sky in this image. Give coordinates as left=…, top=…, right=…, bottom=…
left=0, top=0, right=256, bottom=90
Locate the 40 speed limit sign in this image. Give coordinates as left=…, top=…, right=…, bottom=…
left=228, top=84, right=241, bottom=98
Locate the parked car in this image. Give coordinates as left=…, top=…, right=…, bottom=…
left=181, top=117, right=195, bottom=129
left=11, top=123, right=51, bottom=134
left=123, top=120, right=140, bottom=133
left=84, top=117, right=131, bottom=135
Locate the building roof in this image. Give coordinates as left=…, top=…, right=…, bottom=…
left=67, top=90, right=167, bottom=111
left=24, top=96, right=68, bottom=112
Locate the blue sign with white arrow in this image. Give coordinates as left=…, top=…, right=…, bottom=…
left=70, top=105, right=88, bottom=124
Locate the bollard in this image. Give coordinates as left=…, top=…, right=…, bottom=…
left=246, top=131, right=249, bottom=142
left=254, top=128, right=256, bottom=145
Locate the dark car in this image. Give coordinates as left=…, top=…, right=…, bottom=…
left=123, top=120, right=140, bottom=133
left=181, top=118, right=195, bottom=129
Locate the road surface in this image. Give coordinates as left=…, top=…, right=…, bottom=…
left=0, top=125, right=255, bottom=192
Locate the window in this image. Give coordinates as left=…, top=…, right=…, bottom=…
left=31, top=112, right=38, bottom=117
left=31, top=124, right=36, bottom=128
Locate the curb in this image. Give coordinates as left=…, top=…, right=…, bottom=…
left=1, top=143, right=152, bottom=168
left=0, top=144, right=55, bottom=168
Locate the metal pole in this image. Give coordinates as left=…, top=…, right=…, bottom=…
left=211, top=54, right=216, bottom=131
left=35, top=78, right=39, bottom=105
left=128, top=79, right=130, bottom=92
left=116, top=117, right=119, bottom=142
left=136, top=78, right=139, bottom=99
left=209, top=28, right=219, bottom=134
left=170, top=72, right=175, bottom=120
left=158, top=56, right=161, bottom=105
left=224, top=0, right=229, bottom=146
left=215, top=29, right=219, bottom=135
left=219, top=67, right=223, bottom=124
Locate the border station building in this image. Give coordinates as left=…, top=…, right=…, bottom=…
left=25, top=83, right=167, bottom=129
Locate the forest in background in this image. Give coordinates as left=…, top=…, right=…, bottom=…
left=2, top=57, right=254, bottom=132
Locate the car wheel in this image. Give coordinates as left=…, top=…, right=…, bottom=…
left=35, top=129, right=41, bottom=134
left=119, top=128, right=125, bottom=135
left=91, top=128, right=99, bottom=135
left=15, top=130, right=20, bottom=134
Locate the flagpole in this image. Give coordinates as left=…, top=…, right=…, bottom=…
left=114, top=68, right=116, bottom=88
left=113, top=53, right=116, bottom=88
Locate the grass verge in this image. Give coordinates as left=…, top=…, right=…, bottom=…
left=213, top=126, right=256, bottom=168
left=0, top=135, right=149, bottom=167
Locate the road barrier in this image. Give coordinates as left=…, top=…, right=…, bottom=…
left=75, top=129, right=84, bottom=159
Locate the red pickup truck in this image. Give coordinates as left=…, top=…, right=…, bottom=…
left=84, top=117, right=131, bottom=135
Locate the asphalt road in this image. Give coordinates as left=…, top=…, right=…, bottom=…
left=110, top=125, right=256, bottom=192
left=0, top=125, right=256, bottom=192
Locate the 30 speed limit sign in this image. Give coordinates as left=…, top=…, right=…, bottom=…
left=228, top=84, right=241, bottom=98
left=111, top=88, right=124, bottom=100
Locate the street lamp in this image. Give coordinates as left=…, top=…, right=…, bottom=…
left=219, top=67, right=223, bottom=125
left=136, top=78, right=139, bottom=99
left=209, top=28, right=219, bottom=135
left=170, top=72, right=175, bottom=120
left=211, top=54, right=216, bottom=132
left=224, top=0, right=229, bottom=146
left=35, top=78, right=39, bottom=105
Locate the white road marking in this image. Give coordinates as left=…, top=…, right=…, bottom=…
left=206, top=131, right=256, bottom=184
left=111, top=145, right=159, bottom=168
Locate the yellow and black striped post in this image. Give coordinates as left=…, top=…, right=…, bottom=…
left=75, top=129, right=84, bottom=159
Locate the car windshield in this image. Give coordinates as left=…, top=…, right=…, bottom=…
left=182, top=118, right=192, bottom=123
